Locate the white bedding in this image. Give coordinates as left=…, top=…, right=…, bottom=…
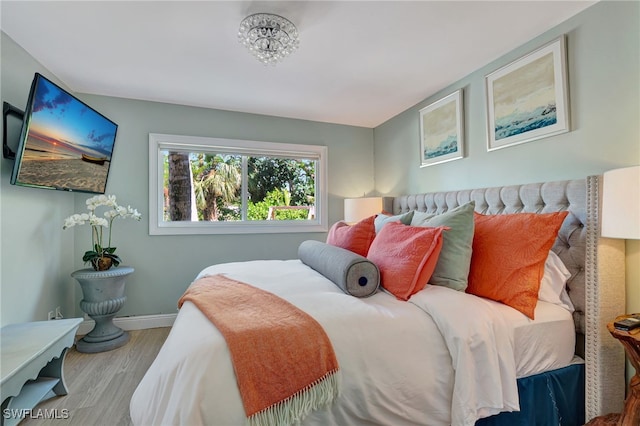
left=409, top=286, right=518, bottom=425
left=444, top=288, right=576, bottom=379
left=130, top=259, right=574, bottom=426
left=511, top=299, right=576, bottom=378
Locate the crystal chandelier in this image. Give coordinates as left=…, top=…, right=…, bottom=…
left=238, top=13, right=300, bottom=65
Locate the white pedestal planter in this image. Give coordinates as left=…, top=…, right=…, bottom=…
left=71, top=266, right=134, bottom=353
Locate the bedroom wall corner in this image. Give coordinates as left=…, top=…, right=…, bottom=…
left=0, top=32, right=76, bottom=326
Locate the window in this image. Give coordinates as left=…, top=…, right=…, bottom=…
left=149, top=133, right=328, bottom=235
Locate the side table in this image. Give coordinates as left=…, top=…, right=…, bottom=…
left=609, top=315, right=640, bottom=425
left=1, top=318, right=82, bottom=426
left=587, top=315, right=640, bottom=425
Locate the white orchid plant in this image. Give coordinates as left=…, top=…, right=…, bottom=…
left=63, top=194, right=141, bottom=270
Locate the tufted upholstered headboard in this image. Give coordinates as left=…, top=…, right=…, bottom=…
left=383, top=176, right=626, bottom=420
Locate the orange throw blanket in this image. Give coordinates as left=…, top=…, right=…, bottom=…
left=178, top=274, right=340, bottom=425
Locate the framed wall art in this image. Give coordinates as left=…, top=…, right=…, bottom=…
left=419, top=89, right=464, bottom=167
left=485, top=35, right=569, bottom=151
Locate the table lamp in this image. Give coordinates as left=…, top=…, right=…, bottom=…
left=599, top=165, right=640, bottom=425
left=602, top=166, right=640, bottom=240
left=344, top=197, right=382, bottom=224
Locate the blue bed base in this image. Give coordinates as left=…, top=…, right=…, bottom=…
left=475, top=362, right=585, bottom=426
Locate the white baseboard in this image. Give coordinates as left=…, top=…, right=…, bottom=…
left=76, top=313, right=177, bottom=336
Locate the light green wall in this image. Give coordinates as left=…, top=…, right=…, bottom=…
left=68, top=93, right=374, bottom=317
left=0, top=33, right=374, bottom=321
left=374, top=1, right=639, bottom=195
left=0, top=32, right=76, bottom=326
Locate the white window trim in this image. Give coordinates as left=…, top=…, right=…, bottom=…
left=149, top=133, right=328, bottom=235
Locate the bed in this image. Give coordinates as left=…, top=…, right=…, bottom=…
left=130, top=176, right=626, bottom=425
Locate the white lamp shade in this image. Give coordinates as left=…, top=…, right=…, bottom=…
left=344, top=197, right=382, bottom=224
left=602, top=166, right=640, bottom=239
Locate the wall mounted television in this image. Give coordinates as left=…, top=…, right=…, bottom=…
left=9, top=73, right=118, bottom=194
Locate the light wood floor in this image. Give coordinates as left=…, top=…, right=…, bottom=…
left=21, top=327, right=171, bottom=426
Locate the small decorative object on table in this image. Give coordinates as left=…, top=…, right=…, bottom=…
left=63, top=194, right=141, bottom=271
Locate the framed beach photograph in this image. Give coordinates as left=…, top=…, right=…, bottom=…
left=419, top=89, right=464, bottom=167
left=485, top=36, right=569, bottom=151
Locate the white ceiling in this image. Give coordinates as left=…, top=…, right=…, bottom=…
left=1, top=1, right=595, bottom=128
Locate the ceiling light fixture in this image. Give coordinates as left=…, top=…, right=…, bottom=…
left=238, top=13, right=299, bottom=65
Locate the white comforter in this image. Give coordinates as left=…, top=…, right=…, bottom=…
left=410, top=286, right=519, bottom=425
left=130, top=260, right=519, bottom=426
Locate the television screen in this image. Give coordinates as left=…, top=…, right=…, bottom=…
left=10, top=73, right=118, bottom=194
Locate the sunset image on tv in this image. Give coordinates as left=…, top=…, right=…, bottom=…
left=13, top=75, right=117, bottom=193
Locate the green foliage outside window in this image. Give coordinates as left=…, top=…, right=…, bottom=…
left=247, top=189, right=311, bottom=221
left=164, top=151, right=315, bottom=222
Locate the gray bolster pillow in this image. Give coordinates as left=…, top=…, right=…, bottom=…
left=298, top=240, right=379, bottom=298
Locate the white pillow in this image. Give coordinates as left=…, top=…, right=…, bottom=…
left=538, top=251, right=574, bottom=313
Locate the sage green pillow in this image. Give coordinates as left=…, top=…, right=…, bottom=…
left=374, top=211, right=414, bottom=234
left=411, top=202, right=475, bottom=291
left=411, top=210, right=435, bottom=225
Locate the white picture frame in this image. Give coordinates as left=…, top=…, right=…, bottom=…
left=485, top=35, right=570, bottom=151
left=419, top=89, right=464, bottom=167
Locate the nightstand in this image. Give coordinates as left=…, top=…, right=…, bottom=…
left=608, top=315, right=640, bottom=425
left=587, top=315, right=640, bottom=426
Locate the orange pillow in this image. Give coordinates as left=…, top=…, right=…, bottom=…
left=466, top=211, right=568, bottom=319
left=326, top=215, right=376, bottom=257
left=367, top=222, right=447, bottom=301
